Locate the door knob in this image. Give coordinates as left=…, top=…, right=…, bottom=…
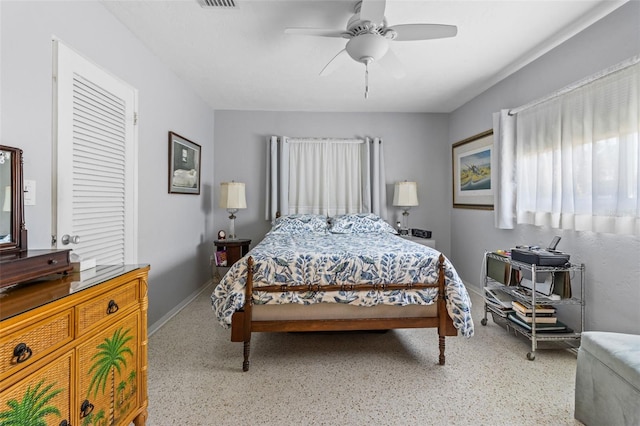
left=61, top=234, right=80, bottom=245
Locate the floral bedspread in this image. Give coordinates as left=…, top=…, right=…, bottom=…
left=211, top=232, right=474, bottom=337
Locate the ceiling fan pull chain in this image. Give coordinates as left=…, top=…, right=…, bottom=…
left=365, top=62, right=369, bottom=99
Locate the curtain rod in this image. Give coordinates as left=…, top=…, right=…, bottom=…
left=286, top=138, right=364, bottom=144
left=508, top=54, right=639, bottom=116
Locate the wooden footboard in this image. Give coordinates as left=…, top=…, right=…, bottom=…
left=231, top=254, right=457, bottom=371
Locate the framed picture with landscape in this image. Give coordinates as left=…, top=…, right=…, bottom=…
left=452, top=130, right=494, bottom=210
left=168, top=131, right=201, bottom=195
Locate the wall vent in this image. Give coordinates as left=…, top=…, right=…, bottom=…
left=197, top=0, right=238, bottom=8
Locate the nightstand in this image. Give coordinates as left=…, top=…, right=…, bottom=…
left=401, top=235, right=436, bottom=248
left=214, top=238, right=251, bottom=267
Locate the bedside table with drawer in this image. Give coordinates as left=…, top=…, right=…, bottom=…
left=214, top=239, right=251, bottom=267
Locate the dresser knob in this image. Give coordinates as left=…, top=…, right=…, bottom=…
left=107, top=299, right=119, bottom=314
left=80, top=399, right=94, bottom=418
left=48, top=258, right=58, bottom=265
left=13, top=342, right=33, bottom=363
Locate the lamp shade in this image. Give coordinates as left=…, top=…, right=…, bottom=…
left=393, top=181, right=419, bottom=207
left=219, top=182, right=247, bottom=210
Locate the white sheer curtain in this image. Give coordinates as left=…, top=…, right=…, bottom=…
left=265, top=135, right=289, bottom=220
left=494, top=57, right=639, bottom=235
left=492, top=109, right=517, bottom=229
left=265, top=136, right=388, bottom=220
left=366, top=137, right=387, bottom=219
left=289, top=139, right=363, bottom=215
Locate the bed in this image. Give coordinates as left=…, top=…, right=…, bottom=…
left=211, top=213, right=474, bottom=371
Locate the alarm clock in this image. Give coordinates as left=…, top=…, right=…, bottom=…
left=217, top=230, right=226, bottom=240
left=411, top=229, right=432, bottom=239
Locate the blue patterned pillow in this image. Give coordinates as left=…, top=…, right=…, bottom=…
left=329, top=213, right=398, bottom=234
left=270, top=214, right=328, bottom=235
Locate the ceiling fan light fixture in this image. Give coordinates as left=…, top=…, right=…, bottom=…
left=285, top=0, right=458, bottom=99
left=346, top=33, right=389, bottom=64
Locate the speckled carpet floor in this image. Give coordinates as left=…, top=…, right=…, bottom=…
left=146, top=285, right=581, bottom=426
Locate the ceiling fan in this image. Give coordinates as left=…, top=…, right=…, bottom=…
left=285, top=0, right=457, bottom=98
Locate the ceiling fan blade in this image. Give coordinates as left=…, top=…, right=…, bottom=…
left=359, top=0, right=386, bottom=24
left=320, top=49, right=350, bottom=76
left=377, top=49, right=405, bottom=79
left=388, top=24, right=458, bottom=41
left=284, top=28, right=345, bottom=38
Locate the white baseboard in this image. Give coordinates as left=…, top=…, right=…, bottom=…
left=148, top=280, right=213, bottom=337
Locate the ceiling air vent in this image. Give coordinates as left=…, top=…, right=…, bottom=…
left=197, top=0, right=238, bottom=8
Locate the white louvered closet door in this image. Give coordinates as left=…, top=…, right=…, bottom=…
left=53, top=40, right=138, bottom=264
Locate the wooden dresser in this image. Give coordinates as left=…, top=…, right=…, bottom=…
left=0, top=264, right=150, bottom=426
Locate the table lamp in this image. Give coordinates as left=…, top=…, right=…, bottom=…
left=219, top=181, right=246, bottom=240
left=393, top=181, right=419, bottom=235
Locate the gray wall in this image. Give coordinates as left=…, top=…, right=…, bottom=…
left=1, top=1, right=216, bottom=327
left=449, top=1, right=640, bottom=334
left=213, top=111, right=452, bottom=254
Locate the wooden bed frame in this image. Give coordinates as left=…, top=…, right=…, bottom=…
left=229, top=254, right=458, bottom=371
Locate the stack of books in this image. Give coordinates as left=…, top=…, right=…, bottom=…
left=508, top=301, right=572, bottom=333
left=512, top=301, right=557, bottom=323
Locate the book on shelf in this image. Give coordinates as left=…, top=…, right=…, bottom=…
left=485, top=300, right=514, bottom=317
left=215, top=250, right=227, bottom=267
left=484, top=286, right=518, bottom=309
left=513, top=310, right=556, bottom=318
left=514, top=311, right=557, bottom=324
left=507, top=313, right=573, bottom=333
left=511, top=301, right=556, bottom=314
left=488, top=307, right=513, bottom=318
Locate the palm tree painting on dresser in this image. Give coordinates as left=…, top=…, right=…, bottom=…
left=86, top=327, right=136, bottom=426
left=80, top=409, right=106, bottom=426
left=0, top=379, right=64, bottom=425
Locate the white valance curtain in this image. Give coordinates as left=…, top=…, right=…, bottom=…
left=265, top=136, right=388, bottom=220
left=493, top=56, right=640, bottom=235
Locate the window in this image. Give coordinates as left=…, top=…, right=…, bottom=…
left=494, top=58, right=639, bottom=235
left=266, top=137, right=387, bottom=220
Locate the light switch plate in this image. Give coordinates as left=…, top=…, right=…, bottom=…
left=24, top=180, right=36, bottom=205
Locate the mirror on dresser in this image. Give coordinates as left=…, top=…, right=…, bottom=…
left=0, top=145, right=27, bottom=254
left=0, top=145, right=72, bottom=289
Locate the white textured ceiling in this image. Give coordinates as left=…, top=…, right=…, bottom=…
left=101, top=0, right=626, bottom=113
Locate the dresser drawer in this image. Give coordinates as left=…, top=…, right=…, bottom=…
left=0, top=310, right=72, bottom=380
left=0, top=350, right=73, bottom=422
left=0, top=249, right=72, bottom=289
left=76, top=279, right=138, bottom=336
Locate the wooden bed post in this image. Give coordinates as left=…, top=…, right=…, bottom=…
left=437, top=254, right=447, bottom=365
left=242, top=256, right=254, bottom=372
